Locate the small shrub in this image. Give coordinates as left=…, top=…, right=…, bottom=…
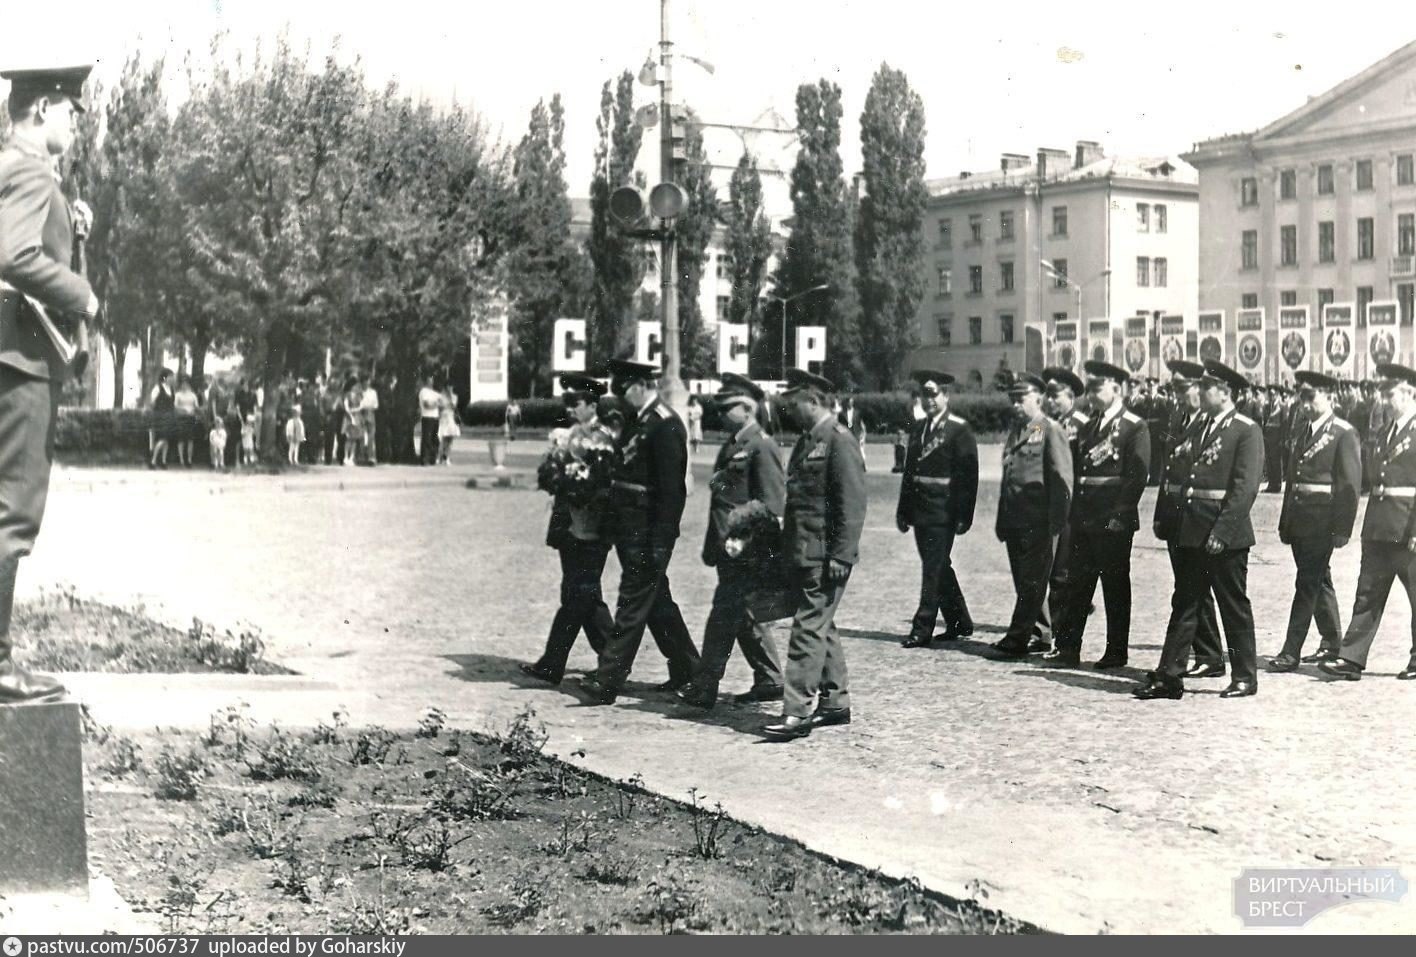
left=327, top=861, right=417, bottom=935
left=481, top=868, right=546, bottom=928
left=582, top=855, right=639, bottom=887
left=187, top=618, right=266, bottom=673
left=287, top=779, right=342, bottom=810
left=613, top=772, right=645, bottom=821
left=96, top=734, right=143, bottom=778
left=346, top=728, right=399, bottom=767
left=244, top=725, right=321, bottom=782
left=152, top=746, right=208, bottom=801
left=426, top=760, right=518, bottom=822
left=415, top=707, right=447, bottom=739
left=374, top=810, right=473, bottom=873
left=202, top=703, right=254, bottom=756
left=499, top=706, right=548, bottom=771
left=687, top=788, right=731, bottom=860
left=539, top=811, right=598, bottom=858
left=634, top=875, right=708, bottom=934
left=310, top=709, right=349, bottom=746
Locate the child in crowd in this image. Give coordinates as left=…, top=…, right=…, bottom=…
left=284, top=407, right=306, bottom=465
left=209, top=420, right=227, bottom=470
left=241, top=415, right=257, bottom=467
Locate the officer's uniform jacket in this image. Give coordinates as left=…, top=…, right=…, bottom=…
left=1071, top=404, right=1150, bottom=533
left=1360, top=412, right=1416, bottom=545
left=1155, top=407, right=1264, bottom=549
left=607, top=397, right=687, bottom=549
left=1278, top=412, right=1360, bottom=544
left=895, top=410, right=978, bottom=531
left=783, top=414, right=867, bottom=568
left=1056, top=407, right=1090, bottom=449
left=995, top=415, right=1073, bottom=539
left=546, top=419, right=617, bottom=549
left=0, top=138, right=93, bottom=381
left=702, top=419, right=786, bottom=566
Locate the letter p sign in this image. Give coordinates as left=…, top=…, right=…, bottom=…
left=796, top=326, right=827, bottom=372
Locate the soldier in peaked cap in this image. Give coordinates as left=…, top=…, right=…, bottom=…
left=1137, top=360, right=1264, bottom=700
left=578, top=359, right=701, bottom=703
left=1035, top=365, right=1090, bottom=651
left=1268, top=371, right=1361, bottom=673
left=763, top=368, right=867, bottom=741
left=896, top=368, right=979, bottom=648
left=521, top=374, right=617, bottom=685
left=0, top=63, right=100, bottom=702
left=677, top=373, right=787, bottom=709
left=991, top=373, right=1073, bottom=658
left=1321, top=364, right=1416, bottom=682
left=1045, top=360, right=1149, bottom=669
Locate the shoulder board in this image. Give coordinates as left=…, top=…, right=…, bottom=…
left=832, top=422, right=849, bottom=435
left=1072, top=412, right=1090, bottom=425
left=947, top=414, right=966, bottom=426
left=652, top=405, right=673, bottom=420
left=1234, top=414, right=1256, bottom=427
left=1121, top=411, right=1141, bottom=424
left=1332, top=418, right=1353, bottom=431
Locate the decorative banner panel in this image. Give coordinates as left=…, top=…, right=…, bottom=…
left=795, top=326, right=827, bottom=371
left=1122, top=317, right=1149, bottom=378
left=1054, top=320, right=1080, bottom=370
left=468, top=300, right=509, bottom=402
left=1367, top=301, right=1401, bottom=369
left=1087, top=319, right=1113, bottom=363
left=551, top=318, right=587, bottom=372
left=1197, top=310, right=1225, bottom=364
left=1024, top=322, right=1047, bottom=374
left=1321, top=303, right=1356, bottom=378
left=1278, top=306, right=1310, bottom=373
left=1159, top=314, right=1187, bottom=368
left=635, top=320, right=663, bottom=367
left=717, top=323, right=750, bottom=375
left=1234, top=308, right=1265, bottom=381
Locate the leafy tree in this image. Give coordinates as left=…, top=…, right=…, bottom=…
left=586, top=72, right=647, bottom=365
left=854, top=63, right=928, bottom=389
left=723, top=150, right=773, bottom=346
left=672, top=113, right=717, bottom=379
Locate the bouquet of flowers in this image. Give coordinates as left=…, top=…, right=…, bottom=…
left=536, top=427, right=616, bottom=507
left=723, top=501, right=795, bottom=623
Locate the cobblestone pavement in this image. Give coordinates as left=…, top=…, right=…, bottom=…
left=30, top=441, right=1416, bottom=934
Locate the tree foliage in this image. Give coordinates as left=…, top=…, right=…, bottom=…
left=586, top=72, right=647, bottom=365
left=723, top=150, right=773, bottom=340
left=673, top=113, right=717, bottom=379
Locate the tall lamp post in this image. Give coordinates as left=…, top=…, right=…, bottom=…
left=1040, top=260, right=1110, bottom=326
left=768, top=283, right=830, bottom=378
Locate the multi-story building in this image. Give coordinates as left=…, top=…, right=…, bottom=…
left=1184, top=40, right=1416, bottom=381
left=912, top=143, right=1199, bottom=387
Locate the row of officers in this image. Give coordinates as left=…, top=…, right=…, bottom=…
left=520, top=354, right=1416, bottom=743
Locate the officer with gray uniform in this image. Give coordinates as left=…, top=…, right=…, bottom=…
left=1036, top=365, right=1090, bottom=650
left=764, top=368, right=867, bottom=741
left=0, top=64, right=99, bottom=702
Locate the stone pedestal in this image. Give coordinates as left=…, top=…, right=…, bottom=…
left=0, top=700, right=88, bottom=896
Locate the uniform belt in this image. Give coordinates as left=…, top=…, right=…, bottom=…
left=1372, top=486, right=1416, bottom=499
left=913, top=476, right=951, bottom=486
left=1162, top=482, right=1187, bottom=496
left=612, top=480, right=648, bottom=493
left=1078, top=476, right=1122, bottom=486
left=1185, top=488, right=1226, bottom=500
left=1292, top=483, right=1332, bottom=494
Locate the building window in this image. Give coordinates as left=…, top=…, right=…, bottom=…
left=968, top=265, right=983, bottom=295
left=1136, top=256, right=1150, bottom=287
left=1317, top=164, right=1334, bottom=195
left=968, top=214, right=983, bottom=244
left=1280, top=290, right=1298, bottom=307
left=1318, top=288, right=1335, bottom=311
left=1052, top=206, right=1068, bottom=236
left=936, top=314, right=953, bottom=345
left=1242, top=293, right=1259, bottom=309
left=937, top=267, right=952, bottom=296
left=1000, top=261, right=1015, bottom=292
left=1399, top=213, right=1415, bottom=257
left=1358, top=286, right=1374, bottom=325
left=1241, top=177, right=1258, bottom=206
left=1399, top=154, right=1415, bottom=187
left=1279, top=168, right=1297, bottom=200
left=999, top=210, right=1014, bottom=241
left=1356, top=159, right=1373, bottom=191
left=1358, top=217, right=1375, bottom=260
left=1137, top=202, right=1150, bottom=232
left=1153, top=257, right=1168, bottom=288
left=938, top=217, right=952, bottom=247
left=1052, top=311, right=1069, bottom=323
left=968, top=316, right=983, bottom=345
left=1241, top=230, right=1258, bottom=270
left=715, top=295, right=730, bottom=322
left=1318, top=221, right=1335, bottom=263
left=1400, top=283, right=1414, bottom=327
left=1280, top=225, right=1297, bottom=266
left=1051, top=258, right=1069, bottom=288
left=1000, top=314, right=1015, bottom=344
left=1155, top=204, right=1167, bottom=234
left=715, top=253, right=733, bottom=281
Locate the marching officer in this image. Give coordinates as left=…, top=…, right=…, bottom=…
left=763, top=368, right=867, bottom=741
left=1036, top=366, right=1090, bottom=649
left=1262, top=386, right=1287, bottom=494
left=578, top=359, right=700, bottom=704
left=896, top=369, right=978, bottom=648
left=0, top=64, right=100, bottom=702
left=991, top=373, right=1073, bottom=658
left=678, top=374, right=786, bottom=709
left=1137, top=360, right=1263, bottom=700
left=1321, top=364, right=1416, bottom=682
left=1045, top=361, right=1149, bottom=669
left=521, top=374, right=617, bottom=685
left=1268, top=371, right=1361, bottom=672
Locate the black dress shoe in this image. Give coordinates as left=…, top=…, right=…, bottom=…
left=1318, top=659, right=1362, bottom=681
left=676, top=684, right=717, bottom=709
left=810, top=706, right=851, bottom=728
left=990, top=640, right=1030, bottom=659
left=732, top=684, right=784, bottom=704
left=939, top=624, right=973, bottom=641
left=1027, top=637, right=1052, bottom=654
left=1041, top=648, right=1081, bottom=667
left=575, top=675, right=619, bottom=704
left=1184, top=662, right=1226, bottom=678
left=1220, top=679, right=1257, bottom=698
left=1301, top=649, right=1339, bottom=664
left=901, top=633, right=933, bottom=649
left=1397, top=664, right=1416, bottom=681
left=1267, top=654, right=1299, bottom=673
left=1133, top=676, right=1184, bottom=700
left=1093, top=652, right=1128, bottom=670
left=518, top=662, right=562, bottom=685
left=762, top=716, right=812, bottom=741
left=655, top=677, right=691, bottom=693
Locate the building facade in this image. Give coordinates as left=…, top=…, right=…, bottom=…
left=1184, top=40, right=1416, bottom=382
left=911, top=143, right=1199, bottom=387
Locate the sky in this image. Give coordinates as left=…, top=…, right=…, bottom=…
left=9, top=1, right=1412, bottom=213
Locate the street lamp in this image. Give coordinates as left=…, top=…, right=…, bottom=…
left=768, top=283, right=830, bottom=378
left=1040, top=260, right=1110, bottom=320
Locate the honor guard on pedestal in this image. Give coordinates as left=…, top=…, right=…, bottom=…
left=678, top=374, right=786, bottom=709
left=1035, top=366, right=1089, bottom=651
left=1321, top=364, right=1416, bottom=682
left=1268, top=371, right=1361, bottom=672
left=764, top=369, right=867, bottom=741
left=1137, top=360, right=1263, bottom=700
left=0, top=64, right=100, bottom=702
left=990, top=374, right=1073, bottom=659
left=578, top=359, right=700, bottom=704
left=896, top=369, right=978, bottom=648
left=1045, top=361, right=1149, bottom=669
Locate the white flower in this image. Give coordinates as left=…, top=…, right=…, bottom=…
left=724, top=538, right=746, bottom=558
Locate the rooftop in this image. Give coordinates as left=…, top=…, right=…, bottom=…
left=926, top=154, right=1197, bottom=199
